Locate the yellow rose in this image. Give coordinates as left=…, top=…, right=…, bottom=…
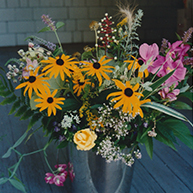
left=73, top=128, right=97, bottom=151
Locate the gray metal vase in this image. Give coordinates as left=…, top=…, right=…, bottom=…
left=68, top=143, right=135, bottom=193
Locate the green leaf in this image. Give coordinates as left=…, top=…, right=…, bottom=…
left=130, top=77, right=141, bottom=85
left=12, top=132, right=27, bottom=148
left=171, top=101, right=192, bottom=110
left=141, top=102, right=193, bottom=127
left=136, top=128, right=153, bottom=158
left=0, top=177, right=8, bottom=185
left=143, top=70, right=175, bottom=99
left=96, top=88, right=118, bottom=104
left=53, top=46, right=62, bottom=57
left=81, top=51, right=94, bottom=60
left=4, top=58, right=21, bottom=66
left=44, top=74, right=63, bottom=91
left=144, top=135, right=153, bottom=159
left=179, top=84, right=189, bottom=93
left=175, top=32, right=181, bottom=40
left=38, top=26, right=51, bottom=33
left=0, top=73, right=8, bottom=88
left=0, top=84, right=7, bottom=91
left=155, top=130, right=177, bottom=150
left=9, top=179, right=27, bottom=193
left=90, top=104, right=103, bottom=109
left=20, top=109, right=34, bottom=120
left=139, top=57, right=153, bottom=72
left=14, top=105, right=29, bottom=117
left=30, top=94, right=38, bottom=110
left=8, top=100, right=21, bottom=115
left=41, top=116, right=54, bottom=135
left=56, top=21, right=65, bottom=29
left=0, top=94, right=17, bottom=105
left=8, top=79, right=14, bottom=92
left=163, top=119, right=193, bottom=150
left=179, top=92, right=193, bottom=102
left=61, top=98, right=81, bottom=112
left=0, top=89, right=12, bottom=97
left=57, top=140, right=68, bottom=149
left=157, top=122, right=177, bottom=144
left=2, top=147, right=12, bottom=158
left=0, top=66, right=5, bottom=72
left=27, top=113, right=42, bottom=131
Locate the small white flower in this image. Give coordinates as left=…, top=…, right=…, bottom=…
left=148, top=130, right=157, bottom=137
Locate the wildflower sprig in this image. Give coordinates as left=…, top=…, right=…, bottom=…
left=40, top=14, right=65, bottom=52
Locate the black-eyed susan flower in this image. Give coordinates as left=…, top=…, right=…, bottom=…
left=15, top=66, right=50, bottom=99
left=132, top=98, right=151, bottom=118
left=125, top=55, right=141, bottom=71
left=35, top=87, right=65, bottom=117
left=124, top=55, right=149, bottom=78
left=107, top=79, right=146, bottom=117
left=73, top=76, right=92, bottom=96
left=41, top=54, right=78, bottom=81
left=81, top=55, right=114, bottom=86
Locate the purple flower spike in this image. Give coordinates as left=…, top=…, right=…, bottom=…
left=41, top=14, right=56, bottom=31
left=182, top=27, right=193, bottom=43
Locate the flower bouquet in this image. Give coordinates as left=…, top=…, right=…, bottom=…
left=0, top=4, right=193, bottom=193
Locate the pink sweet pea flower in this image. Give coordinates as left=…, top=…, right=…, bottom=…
left=55, top=164, right=67, bottom=173
left=45, top=173, right=55, bottom=184
left=158, top=59, right=186, bottom=87
left=53, top=174, right=66, bottom=187
left=139, top=43, right=159, bottom=63
left=148, top=55, right=165, bottom=74
left=159, top=87, right=180, bottom=102
left=68, top=162, right=75, bottom=182
left=22, top=58, right=38, bottom=79
left=166, top=41, right=190, bottom=62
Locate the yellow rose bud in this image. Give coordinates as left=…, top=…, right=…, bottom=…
left=73, top=128, right=97, bottom=151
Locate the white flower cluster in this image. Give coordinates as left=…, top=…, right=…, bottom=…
left=96, top=136, right=141, bottom=166
left=6, top=64, right=23, bottom=83
left=92, top=102, right=134, bottom=139
left=18, top=42, right=49, bottom=62
left=96, top=136, right=122, bottom=163
left=61, top=110, right=81, bottom=129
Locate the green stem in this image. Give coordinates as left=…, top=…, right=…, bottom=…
left=8, top=141, right=52, bottom=179
left=23, top=148, right=44, bottom=156
left=54, top=30, right=63, bottom=53
left=12, top=149, right=22, bottom=156
left=94, top=29, right=99, bottom=59
left=9, top=156, right=23, bottom=179
left=44, top=150, right=54, bottom=173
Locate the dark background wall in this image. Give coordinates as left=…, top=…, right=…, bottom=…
left=0, top=0, right=192, bottom=47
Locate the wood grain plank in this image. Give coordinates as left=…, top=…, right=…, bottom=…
left=140, top=144, right=192, bottom=193
left=154, top=140, right=193, bottom=191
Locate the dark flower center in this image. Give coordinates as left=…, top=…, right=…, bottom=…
left=138, top=59, right=143, bottom=66
left=47, top=97, right=54, bottom=103
left=28, top=76, right=36, bottom=83
left=124, top=88, right=133, bottom=97
left=93, top=62, right=101, bottom=69
left=78, top=80, right=85, bottom=86
left=56, top=58, right=64, bottom=66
